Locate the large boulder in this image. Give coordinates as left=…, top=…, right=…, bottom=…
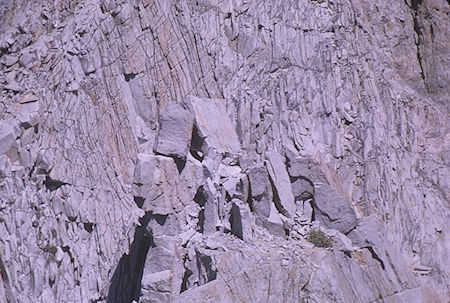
left=154, top=101, right=194, bottom=160
left=0, top=121, right=18, bottom=162
left=313, top=183, right=357, bottom=234
left=265, top=151, right=296, bottom=218
left=185, top=96, right=240, bottom=154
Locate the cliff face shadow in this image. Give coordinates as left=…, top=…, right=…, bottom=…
left=107, top=213, right=153, bottom=303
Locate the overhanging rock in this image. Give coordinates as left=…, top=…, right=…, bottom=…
left=185, top=96, right=241, bottom=155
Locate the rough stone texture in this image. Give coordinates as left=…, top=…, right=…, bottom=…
left=265, top=150, right=296, bottom=218
left=186, top=96, right=241, bottom=155
left=154, top=101, right=194, bottom=160
left=313, top=183, right=358, bottom=234
left=0, top=0, right=449, bottom=302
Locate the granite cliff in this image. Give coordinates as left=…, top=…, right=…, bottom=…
left=0, top=0, right=449, bottom=302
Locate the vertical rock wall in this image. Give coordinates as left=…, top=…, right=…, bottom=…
left=0, top=0, right=448, bottom=302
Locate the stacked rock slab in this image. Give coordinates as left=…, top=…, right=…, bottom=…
left=0, top=0, right=448, bottom=302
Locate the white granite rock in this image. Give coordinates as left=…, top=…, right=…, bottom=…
left=0, top=0, right=448, bottom=302
left=313, top=183, right=358, bottom=234
left=186, top=96, right=241, bottom=154
left=154, top=102, right=194, bottom=160
left=265, top=151, right=296, bottom=218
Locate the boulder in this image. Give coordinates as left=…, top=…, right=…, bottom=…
left=313, top=183, right=357, bottom=234
left=265, top=151, right=295, bottom=218
left=0, top=122, right=18, bottom=162
left=133, top=154, right=202, bottom=215
left=154, top=102, right=194, bottom=159
left=247, top=165, right=271, bottom=218
left=185, top=96, right=240, bottom=154
left=347, top=214, right=382, bottom=247
left=291, top=177, right=314, bottom=200
left=287, top=157, right=328, bottom=184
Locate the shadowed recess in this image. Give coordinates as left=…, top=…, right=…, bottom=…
left=107, top=213, right=154, bottom=303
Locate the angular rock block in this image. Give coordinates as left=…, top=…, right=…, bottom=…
left=247, top=165, right=272, bottom=218
left=313, top=183, right=357, bottom=234
left=0, top=122, right=18, bottom=162
left=287, top=157, right=328, bottom=184
left=154, top=101, right=194, bottom=160
left=16, top=98, right=40, bottom=128
left=229, top=201, right=252, bottom=241
left=265, top=151, right=295, bottom=218
left=133, top=154, right=202, bottom=215
left=291, top=177, right=314, bottom=200
left=348, top=214, right=382, bottom=247
left=185, top=96, right=241, bottom=154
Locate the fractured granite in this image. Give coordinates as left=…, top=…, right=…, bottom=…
left=0, top=0, right=448, bottom=302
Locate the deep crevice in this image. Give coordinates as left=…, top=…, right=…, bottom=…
left=83, top=222, right=94, bottom=233
left=43, top=175, right=68, bottom=192
left=107, top=213, right=154, bottom=303
left=229, top=203, right=243, bottom=240
left=196, top=253, right=217, bottom=284
left=173, top=156, right=186, bottom=174
left=197, top=209, right=205, bottom=233
left=246, top=179, right=254, bottom=212
left=180, top=255, right=193, bottom=293
left=189, top=125, right=205, bottom=162
left=193, top=186, right=207, bottom=207
left=124, top=73, right=137, bottom=82
left=411, top=0, right=423, bottom=11
left=267, top=172, right=284, bottom=216
left=133, top=196, right=144, bottom=208
left=366, top=246, right=385, bottom=270
left=408, top=0, right=426, bottom=85
left=194, top=186, right=207, bottom=233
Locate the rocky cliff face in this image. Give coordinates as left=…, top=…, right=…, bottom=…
left=0, top=0, right=449, bottom=302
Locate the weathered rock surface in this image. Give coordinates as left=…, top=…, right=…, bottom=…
left=154, top=101, right=194, bottom=160
left=0, top=0, right=448, bottom=302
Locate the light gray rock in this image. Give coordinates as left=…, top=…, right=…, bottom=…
left=133, top=153, right=203, bottom=215
left=348, top=214, right=382, bottom=247
left=313, top=183, right=357, bottom=234
left=256, top=204, right=285, bottom=238
left=291, top=177, right=314, bottom=200
left=186, top=96, right=241, bottom=154
left=0, top=122, right=18, bottom=162
left=0, top=0, right=448, bottom=302
left=287, top=157, right=328, bottom=184
left=247, top=165, right=271, bottom=218
left=154, top=102, right=194, bottom=160
left=265, top=151, right=296, bottom=218
left=16, top=100, right=40, bottom=128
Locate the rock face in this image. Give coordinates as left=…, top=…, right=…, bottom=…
left=0, top=0, right=449, bottom=303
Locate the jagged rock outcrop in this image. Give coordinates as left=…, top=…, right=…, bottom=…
left=0, top=0, right=449, bottom=302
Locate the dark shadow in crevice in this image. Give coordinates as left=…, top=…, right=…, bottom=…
left=173, top=156, right=186, bottom=174
left=133, top=196, right=145, bottom=208
left=194, top=186, right=207, bottom=233
left=196, top=253, right=217, bottom=284
left=229, top=203, right=243, bottom=240
left=365, top=246, right=385, bottom=270
left=411, top=0, right=423, bottom=11
left=246, top=180, right=254, bottom=212
left=180, top=255, right=193, bottom=294
left=107, top=213, right=154, bottom=303
left=83, top=222, right=94, bottom=233
left=193, top=186, right=207, bottom=207
left=267, top=173, right=284, bottom=216
left=43, top=175, right=68, bottom=192
left=124, top=73, right=137, bottom=82
left=189, top=125, right=205, bottom=162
